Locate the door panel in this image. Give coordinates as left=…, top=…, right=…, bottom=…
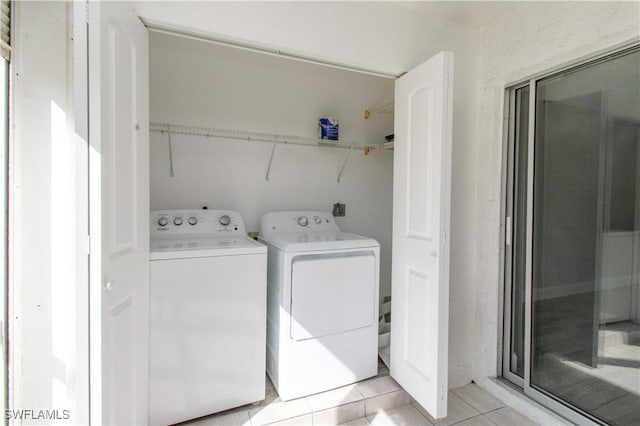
left=407, top=85, right=435, bottom=240
left=391, top=51, right=453, bottom=419
left=109, top=22, right=138, bottom=254
left=89, top=2, right=149, bottom=424
left=405, top=268, right=436, bottom=380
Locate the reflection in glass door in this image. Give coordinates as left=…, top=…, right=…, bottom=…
left=503, top=46, right=640, bottom=425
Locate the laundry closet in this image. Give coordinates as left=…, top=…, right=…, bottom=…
left=142, top=23, right=454, bottom=420
left=147, top=31, right=395, bottom=301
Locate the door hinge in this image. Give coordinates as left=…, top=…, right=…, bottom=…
left=85, top=2, right=90, bottom=24
left=87, top=235, right=91, bottom=255
left=441, top=386, right=445, bottom=401
left=505, top=216, right=512, bottom=246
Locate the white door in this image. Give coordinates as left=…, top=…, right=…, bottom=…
left=88, top=1, right=149, bottom=424
left=390, top=51, right=453, bottom=419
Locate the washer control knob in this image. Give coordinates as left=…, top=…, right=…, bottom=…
left=173, top=217, right=183, bottom=226
left=219, top=215, right=231, bottom=226
left=188, top=216, right=198, bottom=226
left=157, top=217, right=168, bottom=227
left=314, top=216, right=322, bottom=224
left=297, top=216, right=309, bottom=227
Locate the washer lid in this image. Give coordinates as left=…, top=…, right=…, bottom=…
left=258, top=231, right=379, bottom=252
left=150, top=236, right=266, bottom=260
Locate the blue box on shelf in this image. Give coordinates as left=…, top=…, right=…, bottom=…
left=318, top=118, right=339, bottom=141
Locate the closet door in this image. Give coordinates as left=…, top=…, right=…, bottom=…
left=88, top=1, right=150, bottom=424
left=391, top=51, right=453, bottom=419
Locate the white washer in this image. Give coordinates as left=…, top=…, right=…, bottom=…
left=258, top=211, right=380, bottom=401
left=149, top=209, right=267, bottom=425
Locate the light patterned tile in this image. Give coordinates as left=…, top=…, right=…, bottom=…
left=367, top=404, right=433, bottom=425
left=339, top=417, right=371, bottom=426
left=365, top=390, right=411, bottom=416
left=451, top=385, right=505, bottom=414
left=313, top=401, right=365, bottom=425
left=483, top=407, right=538, bottom=426
left=265, top=413, right=313, bottom=426
left=412, top=393, right=478, bottom=426
left=451, top=414, right=497, bottom=426
left=248, top=398, right=311, bottom=426
left=306, top=384, right=364, bottom=412
left=185, top=409, right=251, bottom=425
left=357, top=376, right=402, bottom=398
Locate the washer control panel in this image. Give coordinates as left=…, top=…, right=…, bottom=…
left=260, top=211, right=340, bottom=234
left=151, top=209, right=247, bottom=237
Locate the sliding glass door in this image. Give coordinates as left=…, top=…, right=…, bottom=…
left=503, top=46, right=640, bottom=425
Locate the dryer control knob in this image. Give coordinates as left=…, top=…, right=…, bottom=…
left=188, top=216, right=198, bottom=226
left=314, top=216, right=322, bottom=224
left=219, top=215, right=231, bottom=226
left=157, top=217, right=168, bottom=227
left=173, top=217, right=183, bottom=226
left=297, top=216, right=309, bottom=227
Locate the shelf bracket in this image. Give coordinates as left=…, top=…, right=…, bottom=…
left=265, top=143, right=277, bottom=181
left=337, top=146, right=353, bottom=183
left=166, top=126, right=175, bottom=178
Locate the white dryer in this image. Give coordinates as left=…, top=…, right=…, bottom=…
left=149, top=209, right=267, bottom=425
left=258, top=211, right=380, bottom=401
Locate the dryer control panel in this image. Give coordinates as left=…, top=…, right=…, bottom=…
left=260, top=211, right=340, bottom=235
left=151, top=209, right=247, bottom=237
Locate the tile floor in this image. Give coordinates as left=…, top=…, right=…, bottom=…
left=533, top=321, right=640, bottom=425
left=183, top=361, right=540, bottom=426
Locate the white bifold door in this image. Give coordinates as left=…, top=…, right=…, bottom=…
left=391, top=51, right=454, bottom=419
left=88, top=1, right=150, bottom=425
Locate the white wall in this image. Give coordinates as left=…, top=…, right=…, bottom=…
left=472, top=1, right=640, bottom=381
left=10, top=1, right=88, bottom=423
left=149, top=32, right=395, bottom=297
left=140, top=1, right=481, bottom=388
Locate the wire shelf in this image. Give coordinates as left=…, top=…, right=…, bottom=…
left=150, top=121, right=393, bottom=182
left=150, top=122, right=372, bottom=151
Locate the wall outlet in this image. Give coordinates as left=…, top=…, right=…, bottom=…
left=332, top=203, right=346, bottom=217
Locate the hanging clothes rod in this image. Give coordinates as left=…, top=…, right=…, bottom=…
left=143, top=21, right=401, bottom=80
left=150, top=122, right=378, bottom=152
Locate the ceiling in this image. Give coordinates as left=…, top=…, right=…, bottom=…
left=394, top=1, right=519, bottom=28
left=133, top=1, right=527, bottom=75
